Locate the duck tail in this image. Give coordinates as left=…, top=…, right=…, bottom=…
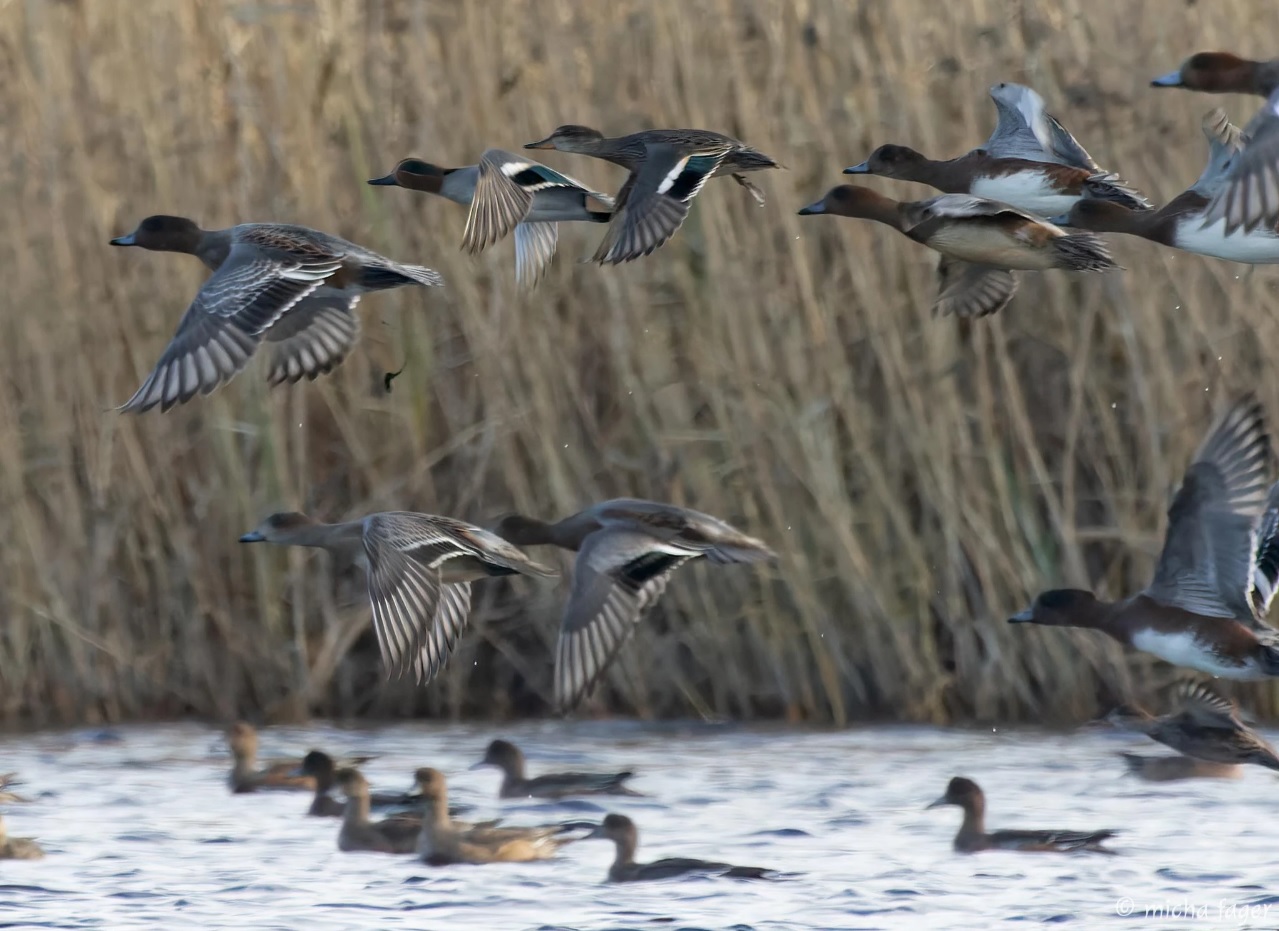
left=1257, top=751, right=1279, bottom=772
left=731, top=149, right=782, bottom=172
left=1082, top=173, right=1153, bottom=211
left=1050, top=232, right=1117, bottom=271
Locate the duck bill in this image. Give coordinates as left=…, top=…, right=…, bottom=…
left=1045, top=214, right=1071, bottom=226
left=925, top=795, right=949, bottom=810
left=367, top=174, right=399, bottom=186
left=842, top=161, right=871, bottom=174
left=582, top=822, right=606, bottom=839
left=238, top=531, right=265, bottom=543
left=1007, top=607, right=1034, bottom=624
left=523, top=135, right=556, bottom=150
left=1150, top=70, right=1184, bottom=87
left=109, top=232, right=138, bottom=246
left=468, top=760, right=490, bottom=771
left=797, top=200, right=827, bottom=216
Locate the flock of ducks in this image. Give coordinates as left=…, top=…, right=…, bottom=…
left=221, top=723, right=771, bottom=877
left=7, top=51, right=1279, bottom=865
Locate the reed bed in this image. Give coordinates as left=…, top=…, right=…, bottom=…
left=1, top=0, right=1275, bottom=727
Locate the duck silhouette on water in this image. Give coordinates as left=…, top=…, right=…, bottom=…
left=927, top=778, right=1118, bottom=854
left=471, top=740, right=643, bottom=800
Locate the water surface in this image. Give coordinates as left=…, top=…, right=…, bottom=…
left=0, top=721, right=1275, bottom=929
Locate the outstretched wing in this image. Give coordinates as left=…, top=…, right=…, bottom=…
left=121, top=241, right=341, bottom=412
left=1200, top=89, right=1279, bottom=234
left=263, top=291, right=361, bottom=385
left=555, top=529, right=695, bottom=710
left=1144, top=395, right=1271, bottom=619
left=591, top=143, right=730, bottom=264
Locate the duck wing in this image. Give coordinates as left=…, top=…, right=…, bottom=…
left=1191, top=109, right=1248, bottom=199
left=1200, top=89, right=1279, bottom=234
left=362, top=514, right=554, bottom=684
left=262, top=290, right=361, bottom=385
left=591, top=499, right=777, bottom=565
left=1248, top=482, right=1279, bottom=623
left=986, top=828, right=1117, bottom=852
left=1174, top=681, right=1244, bottom=728
left=464, top=149, right=579, bottom=253
left=1144, top=394, right=1271, bottom=619
left=119, top=240, right=342, bottom=412
left=933, top=257, right=1018, bottom=318
left=555, top=528, right=697, bottom=710
left=524, top=770, right=640, bottom=797
left=591, top=143, right=731, bottom=264
left=905, top=193, right=1042, bottom=226
left=513, top=221, right=560, bottom=288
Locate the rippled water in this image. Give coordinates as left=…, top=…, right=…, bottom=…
left=1, top=720, right=1277, bottom=929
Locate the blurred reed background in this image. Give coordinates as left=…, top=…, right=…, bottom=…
left=2, top=0, right=1275, bottom=728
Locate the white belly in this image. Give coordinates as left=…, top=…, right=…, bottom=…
left=1130, top=628, right=1261, bottom=679
left=970, top=174, right=1077, bottom=217
left=1174, top=220, right=1279, bottom=264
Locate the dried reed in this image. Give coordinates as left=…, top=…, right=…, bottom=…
left=1, top=0, right=1275, bottom=726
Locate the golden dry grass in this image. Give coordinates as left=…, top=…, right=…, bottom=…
left=1, top=0, right=1276, bottom=726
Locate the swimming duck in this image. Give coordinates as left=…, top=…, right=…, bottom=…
left=471, top=739, right=642, bottom=799
left=0, top=814, right=43, bottom=860
left=491, top=498, right=776, bottom=711
left=368, top=151, right=613, bottom=286
left=108, top=217, right=443, bottom=412
left=524, top=125, right=779, bottom=264
left=1057, top=110, right=1279, bottom=263
left=1118, top=752, right=1240, bottom=782
left=584, top=813, right=775, bottom=882
left=298, top=750, right=437, bottom=817
left=927, top=777, right=1117, bottom=854
left=845, top=144, right=1147, bottom=216
left=412, top=768, right=579, bottom=865
left=1153, top=54, right=1279, bottom=235
left=226, top=721, right=324, bottom=793
left=334, top=768, right=420, bottom=854
left=1010, top=394, right=1279, bottom=679
left=1106, top=682, right=1279, bottom=770
left=240, top=511, right=555, bottom=684
left=798, top=185, right=1115, bottom=318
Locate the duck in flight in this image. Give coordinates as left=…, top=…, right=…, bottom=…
left=1011, top=394, right=1279, bottom=679
left=491, top=498, right=776, bottom=711
left=240, top=510, right=555, bottom=684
